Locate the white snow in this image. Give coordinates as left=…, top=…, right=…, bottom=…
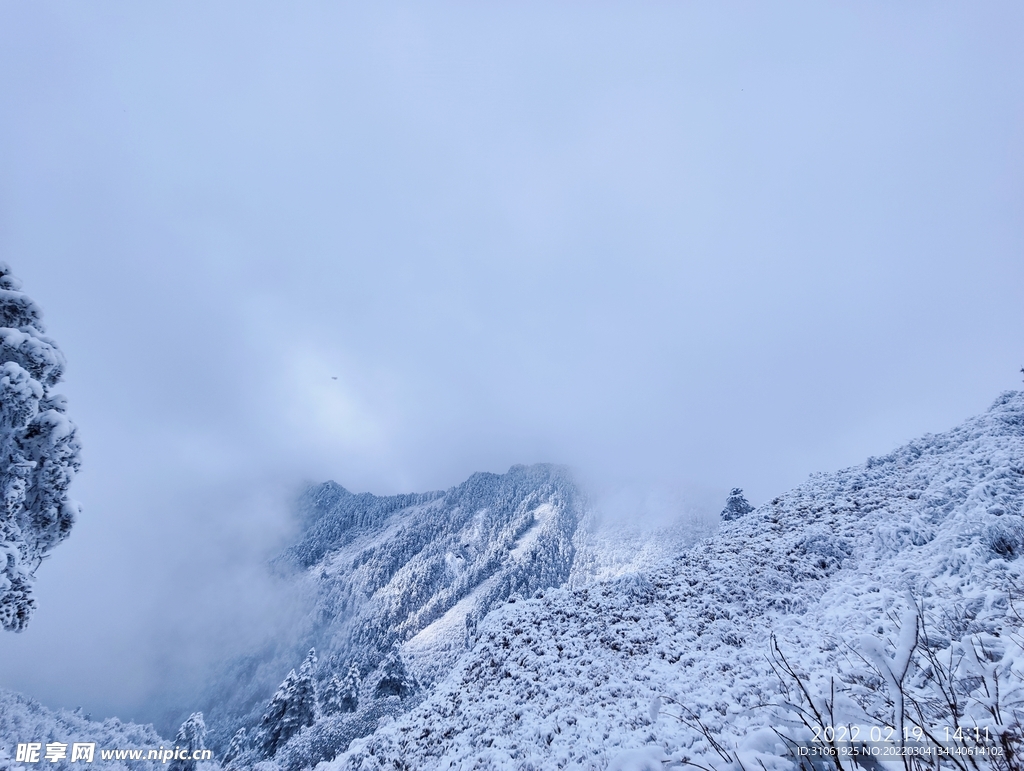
left=401, top=573, right=502, bottom=686
left=509, top=504, right=555, bottom=561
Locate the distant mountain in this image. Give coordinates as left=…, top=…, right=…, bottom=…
left=327, top=392, right=1024, bottom=770
left=202, top=463, right=589, bottom=767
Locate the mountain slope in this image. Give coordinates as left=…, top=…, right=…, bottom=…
left=330, top=392, right=1024, bottom=770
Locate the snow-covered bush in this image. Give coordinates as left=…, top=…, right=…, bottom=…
left=986, top=522, right=1024, bottom=560
left=0, top=263, right=80, bottom=632
left=766, top=600, right=1024, bottom=771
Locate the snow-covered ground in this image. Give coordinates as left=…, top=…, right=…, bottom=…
left=402, top=573, right=503, bottom=688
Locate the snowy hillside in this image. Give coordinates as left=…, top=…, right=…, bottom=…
left=0, top=462, right=709, bottom=770
left=328, top=392, right=1024, bottom=770
left=203, top=464, right=591, bottom=768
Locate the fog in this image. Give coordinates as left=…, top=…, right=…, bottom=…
left=0, top=2, right=1022, bottom=729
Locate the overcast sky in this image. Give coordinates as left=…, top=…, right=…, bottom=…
left=1, top=1, right=1022, bottom=728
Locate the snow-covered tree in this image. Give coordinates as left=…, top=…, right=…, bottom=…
left=321, top=663, right=360, bottom=714
left=169, top=712, right=207, bottom=771
left=0, top=263, right=81, bottom=632
left=257, top=648, right=318, bottom=757
left=720, top=487, right=752, bottom=521
left=464, top=610, right=478, bottom=648
left=373, top=645, right=415, bottom=699
left=221, top=728, right=248, bottom=768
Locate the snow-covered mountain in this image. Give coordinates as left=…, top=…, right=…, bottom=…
left=326, top=392, right=1024, bottom=770
left=200, top=464, right=595, bottom=768
left=0, top=461, right=705, bottom=771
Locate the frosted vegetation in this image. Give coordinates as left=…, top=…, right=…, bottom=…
left=0, top=690, right=167, bottom=771
left=0, top=263, right=80, bottom=632
left=2, top=389, right=1023, bottom=770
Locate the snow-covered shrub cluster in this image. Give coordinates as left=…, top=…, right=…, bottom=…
left=0, top=263, right=80, bottom=632
left=766, top=600, right=1024, bottom=770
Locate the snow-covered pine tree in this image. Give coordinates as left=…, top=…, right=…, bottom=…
left=169, top=712, right=207, bottom=771
left=321, top=663, right=360, bottom=714
left=0, top=263, right=81, bottom=632
left=720, top=488, right=753, bottom=521
left=257, top=648, right=318, bottom=757
left=295, top=647, right=318, bottom=713
left=373, top=645, right=415, bottom=699
left=221, top=728, right=248, bottom=768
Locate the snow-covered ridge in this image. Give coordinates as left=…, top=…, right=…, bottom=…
left=331, top=392, right=1024, bottom=770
